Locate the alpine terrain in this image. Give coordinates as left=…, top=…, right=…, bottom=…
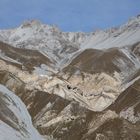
left=0, top=15, right=140, bottom=140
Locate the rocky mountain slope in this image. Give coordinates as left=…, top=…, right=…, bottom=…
left=0, top=70, right=140, bottom=140
left=0, top=15, right=140, bottom=140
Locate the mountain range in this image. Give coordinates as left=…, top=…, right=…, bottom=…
left=0, top=15, right=140, bottom=140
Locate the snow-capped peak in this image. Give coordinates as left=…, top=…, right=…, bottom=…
left=0, top=15, right=140, bottom=69
left=81, top=15, right=140, bottom=50
left=120, top=15, right=140, bottom=31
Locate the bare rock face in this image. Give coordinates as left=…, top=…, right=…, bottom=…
left=0, top=15, right=140, bottom=140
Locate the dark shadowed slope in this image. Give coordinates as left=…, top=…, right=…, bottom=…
left=0, top=41, right=53, bottom=72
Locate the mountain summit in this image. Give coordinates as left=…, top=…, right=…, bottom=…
left=0, top=16, right=140, bottom=67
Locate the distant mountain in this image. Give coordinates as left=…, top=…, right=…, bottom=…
left=0, top=16, right=140, bottom=69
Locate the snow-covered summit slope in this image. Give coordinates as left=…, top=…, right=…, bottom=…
left=81, top=16, right=140, bottom=49
left=0, top=84, right=42, bottom=140
left=0, top=16, right=140, bottom=69
left=0, top=20, right=89, bottom=68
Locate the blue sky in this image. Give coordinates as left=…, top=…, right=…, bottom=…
left=0, top=0, right=140, bottom=32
